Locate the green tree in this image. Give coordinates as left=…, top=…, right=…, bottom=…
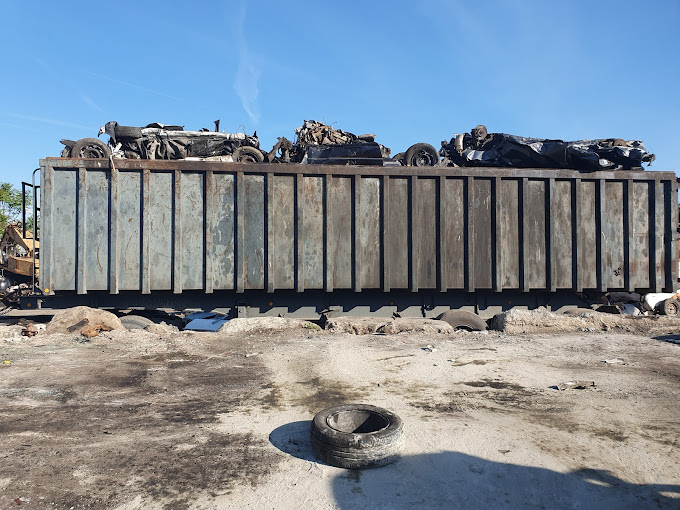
left=0, top=182, right=31, bottom=235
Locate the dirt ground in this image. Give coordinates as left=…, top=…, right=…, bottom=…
left=1, top=313, right=679, bottom=509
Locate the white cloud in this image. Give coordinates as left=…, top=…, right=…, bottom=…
left=5, top=113, right=92, bottom=131
left=233, top=2, right=261, bottom=125
left=82, top=95, right=104, bottom=112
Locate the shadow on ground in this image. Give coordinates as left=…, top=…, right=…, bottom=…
left=269, top=422, right=680, bottom=509
left=330, top=451, right=680, bottom=509
left=653, top=335, right=680, bottom=346
left=269, top=420, right=320, bottom=464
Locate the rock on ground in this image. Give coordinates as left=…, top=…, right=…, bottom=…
left=218, top=317, right=320, bottom=334
left=144, top=322, right=179, bottom=335
left=45, top=306, right=124, bottom=335
left=325, top=316, right=453, bottom=335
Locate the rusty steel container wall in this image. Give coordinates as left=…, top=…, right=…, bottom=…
left=39, top=158, right=679, bottom=297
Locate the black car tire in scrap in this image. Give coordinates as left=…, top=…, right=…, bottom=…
left=310, top=404, right=404, bottom=469
left=70, top=138, right=111, bottom=159
left=233, top=145, right=264, bottom=163
left=436, top=309, right=488, bottom=331
left=660, top=298, right=680, bottom=316
left=404, top=143, right=440, bottom=167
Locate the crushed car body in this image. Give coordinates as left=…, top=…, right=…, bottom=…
left=265, top=120, right=396, bottom=166
left=59, top=120, right=655, bottom=172
left=61, top=121, right=262, bottom=162
left=439, top=125, right=655, bottom=171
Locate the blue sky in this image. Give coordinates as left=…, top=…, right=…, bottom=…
left=0, top=0, right=678, bottom=189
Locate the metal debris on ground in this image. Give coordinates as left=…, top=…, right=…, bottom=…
left=21, top=323, right=38, bottom=337
left=183, top=312, right=230, bottom=332
left=67, top=318, right=89, bottom=333
left=81, top=324, right=114, bottom=338
left=553, top=381, right=596, bottom=390
left=601, top=358, right=626, bottom=365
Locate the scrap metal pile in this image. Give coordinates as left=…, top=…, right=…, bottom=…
left=440, top=125, right=655, bottom=171
left=60, top=120, right=655, bottom=171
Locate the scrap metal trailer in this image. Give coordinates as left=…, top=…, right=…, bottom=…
left=35, top=157, right=678, bottom=318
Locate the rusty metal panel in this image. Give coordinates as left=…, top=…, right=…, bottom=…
left=272, top=175, right=295, bottom=290
left=211, top=173, right=235, bottom=290
left=444, top=178, right=465, bottom=289
left=387, top=178, right=409, bottom=289
left=148, top=172, right=173, bottom=290
left=473, top=178, right=493, bottom=289
left=499, top=179, right=520, bottom=289
left=630, top=181, right=650, bottom=289
left=117, top=171, right=142, bottom=290
left=550, top=180, right=573, bottom=289
left=359, top=177, right=381, bottom=289
left=52, top=169, right=77, bottom=291
left=85, top=170, right=110, bottom=290
left=655, top=180, right=666, bottom=291
left=180, top=172, right=205, bottom=289
left=41, top=164, right=54, bottom=293
left=328, top=176, right=352, bottom=289
left=602, top=181, right=625, bottom=289
left=577, top=180, right=597, bottom=289
left=244, top=174, right=265, bottom=290
left=524, top=180, right=546, bottom=289
left=39, top=159, right=679, bottom=299
left=302, top=176, right=324, bottom=289
left=414, top=177, right=437, bottom=289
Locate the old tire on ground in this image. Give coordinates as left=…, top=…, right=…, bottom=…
left=233, top=146, right=264, bottom=163
left=120, top=315, right=154, bottom=330
left=310, top=404, right=404, bottom=469
left=114, top=125, right=143, bottom=139
left=660, top=298, right=680, bottom=316
left=70, top=138, right=111, bottom=159
left=436, top=310, right=487, bottom=331
left=403, top=143, right=439, bottom=167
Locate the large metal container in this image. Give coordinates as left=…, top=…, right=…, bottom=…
left=39, top=157, right=678, bottom=316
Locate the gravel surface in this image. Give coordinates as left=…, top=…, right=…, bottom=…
left=1, top=314, right=679, bottom=509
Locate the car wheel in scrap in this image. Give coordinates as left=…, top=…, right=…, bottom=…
left=660, top=298, right=680, bottom=316
left=70, top=138, right=111, bottom=159
left=404, top=143, right=439, bottom=167
left=436, top=310, right=487, bottom=331
left=392, top=152, right=405, bottom=165
left=310, top=404, right=404, bottom=469
left=233, top=146, right=264, bottom=163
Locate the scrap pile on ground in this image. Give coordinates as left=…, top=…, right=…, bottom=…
left=489, top=307, right=680, bottom=335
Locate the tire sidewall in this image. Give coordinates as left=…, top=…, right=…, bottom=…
left=310, top=404, right=403, bottom=449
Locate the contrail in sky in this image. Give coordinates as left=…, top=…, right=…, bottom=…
left=233, top=2, right=260, bottom=125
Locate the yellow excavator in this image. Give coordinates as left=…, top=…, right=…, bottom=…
left=0, top=223, right=38, bottom=282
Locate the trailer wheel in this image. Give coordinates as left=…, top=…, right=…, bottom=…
left=660, top=298, right=680, bottom=316
left=70, top=138, right=111, bottom=159
left=120, top=315, right=154, bottom=330
left=233, top=146, right=264, bottom=163
left=404, top=143, right=439, bottom=167
left=436, top=310, right=487, bottom=331
left=310, top=404, right=404, bottom=469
